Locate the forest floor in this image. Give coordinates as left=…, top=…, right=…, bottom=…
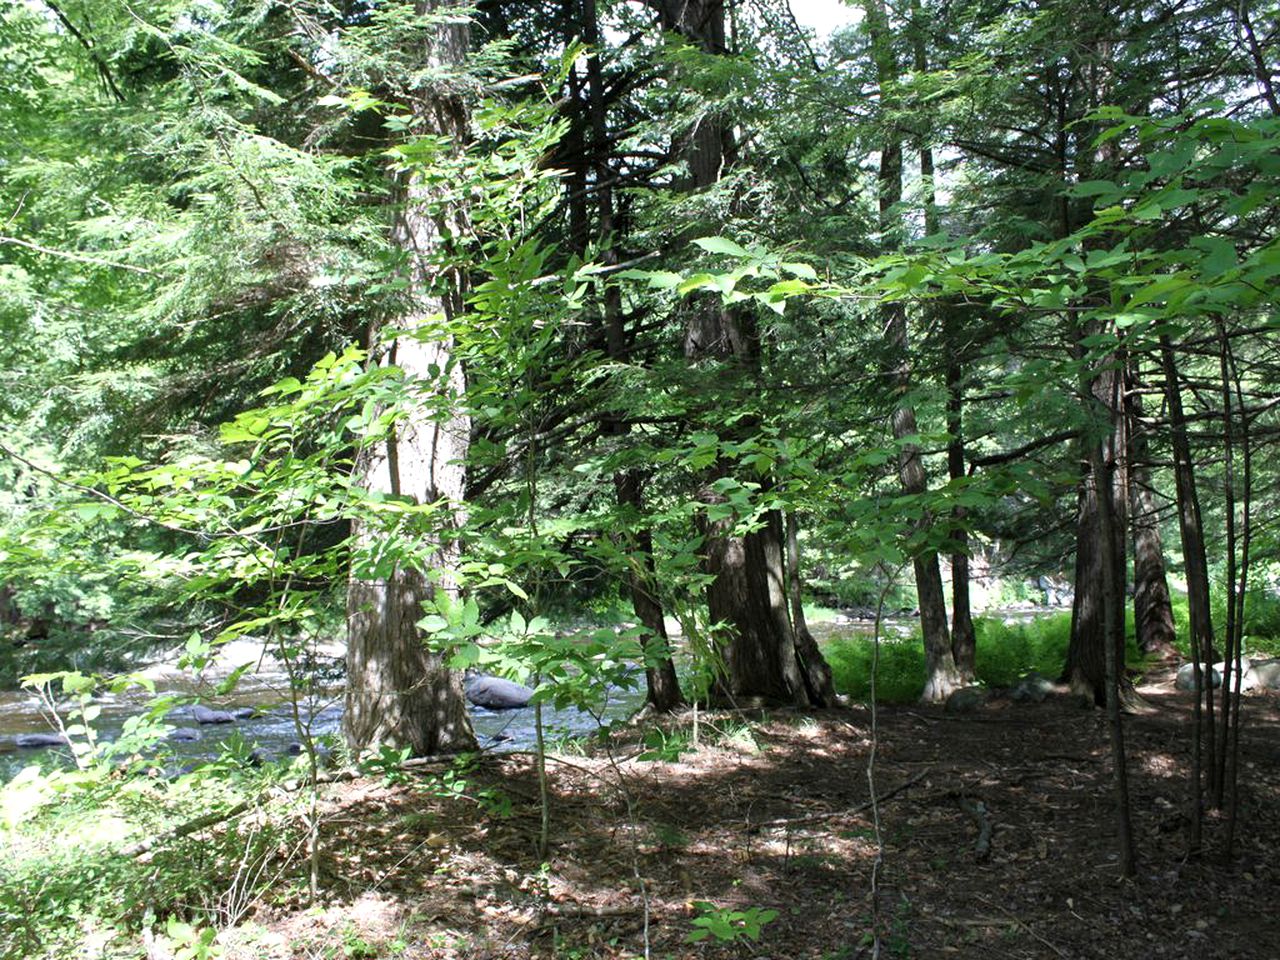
left=219, top=666, right=1280, bottom=960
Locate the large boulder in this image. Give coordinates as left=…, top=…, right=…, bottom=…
left=945, top=686, right=988, bottom=713
left=464, top=673, right=534, bottom=710
left=1250, top=658, right=1280, bottom=690
left=1175, top=659, right=1258, bottom=692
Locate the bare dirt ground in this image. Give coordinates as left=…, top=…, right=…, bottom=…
left=225, top=668, right=1280, bottom=960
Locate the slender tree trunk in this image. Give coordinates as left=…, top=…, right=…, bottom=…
left=1223, top=335, right=1251, bottom=860
left=1126, top=373, right=1177, bottom=658
left=585, top=0, right=683, bottom=710
left=1214, top=322, right=1247, bottom=811
left=865, top=0, right=959, bottom=702
left=344, top=4, right=476, bottom=758
left=1084, top=365, right=1136, bottom=878
left=913, top=9, right=975, bottom=680
left=945, top=352, right=975, bottom=680
left=1159, top=333, right=1214, bottom=848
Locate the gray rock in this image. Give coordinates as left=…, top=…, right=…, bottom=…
left=1176, top=662, right=1218, bottom=691
left=1009, top=671, right=1055, bottom=703
left=1176, top=659, right=1254, bottom=693
left=1250, top=658, right=1280, bottom=690
left=167, top=727, right=202, bottom=742
left=464, top=673, right=534, bottom=710
left=232, top=707, right=256, bottom=720
left=15, top=732, right=69, bottom=748
left=192, top=705, right=235, bottom=724
left=945, top=686, right=988, bottom=713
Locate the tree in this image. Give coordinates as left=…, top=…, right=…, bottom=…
left=584, top=0, right=684, bottom=712
left=343, top=2, right=477, bottom=757
left=655, top=0, right=834, bottom=707
left=862, top=0, right=962, bottom=702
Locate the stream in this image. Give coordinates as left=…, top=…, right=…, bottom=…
left=0, top=606, right=1064, bottom=782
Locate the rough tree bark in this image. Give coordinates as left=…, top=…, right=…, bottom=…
left=1064, top=346, right=1129, bottom=705
left=1126, top=373, right=1177, bottom=658
left=657, top=0, right=832, bottom=706
left=344, top=2, right=477, bottom=757
left=786, top=512, right=838, bottom=706
left=914, top=9, right=976, bottom=680
left=1160, top=334, right=1215, bottom=846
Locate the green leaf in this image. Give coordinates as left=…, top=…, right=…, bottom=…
left=692, top=236, right=750, bottom=258
left=1192, top=236, right=1237, bottom=277
left=1071, top=180, right=1121, bottom=198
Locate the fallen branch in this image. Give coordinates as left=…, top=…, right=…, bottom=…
left=749, top=769, right=929, bottom=831
left=956, top=796, right=992, bottom=861
left=124, top=797, right=258, bottom=858
left=976, top=895, right=1068, bottom=957
left=543, top=902, right=642, bottom=919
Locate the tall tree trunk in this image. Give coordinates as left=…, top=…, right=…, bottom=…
left=865, top=0, right=960, bottom=702
left=1126, top=372, right=1177, bottom=658
left=1159, top=334, right=1214, bottom=848
left=913, top=8, right=974, bottom=680
left=615, top=473, right=686, bottom=711
left=1065, top=351, right=1129, bottom=705
left=344, top=3, right=476, bottom=758
left=1083, top=357, right=1137, bottom=878
left=658, top=0, right=830, bottom=707
left=945, top=348, right=976, bottom=680
left=585, top=0, right=683, bottom=711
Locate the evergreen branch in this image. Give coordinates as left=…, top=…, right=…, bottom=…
left=0, top=236, right=155, bottom=275
left=41, top=0, right=126, bottom=102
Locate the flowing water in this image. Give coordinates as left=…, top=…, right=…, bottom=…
left=0, top=606, right=1062, bottom=782
left=0, top=669, right=648, bottom=782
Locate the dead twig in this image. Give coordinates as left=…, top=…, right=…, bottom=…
left=975, top=895, right=1069, bottom=958
left=749, top=767, right=930, bottom=832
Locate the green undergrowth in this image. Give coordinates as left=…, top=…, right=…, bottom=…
left=0, top=757, right=303, bottom=959
left=824, top=611, right=1134, bottom=703
left=1169, top=590, right=1280, bottom=660
left=824, top=592, right=1280, bottom=703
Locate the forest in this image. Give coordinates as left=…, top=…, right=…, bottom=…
left=0, top=0, right=1277, bottom=957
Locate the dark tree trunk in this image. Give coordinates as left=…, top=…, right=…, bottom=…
left=1159, top=334, right=1215, bottom=848
left=1126, top=374, right=1177, bottom=658
left=615, top=474, right=685, bottom=711
left=660, top=0, right=830, bottom=707
left=1083, top=363, right=1137, bottom=878
left=786, top=513, right=837, bottom=706
left=900, top=398, right=962, bottom=703
left=1065, top=355, right=1128, bottom=706
left=945, top=328, right=976, bottom=681
left=704, top=507, right=810, bottom=706
left=585, top=0, right=683, bottom=711
left=344, top=3, right=476, bottom=758
left=914, top=9, right=975, bottom=681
